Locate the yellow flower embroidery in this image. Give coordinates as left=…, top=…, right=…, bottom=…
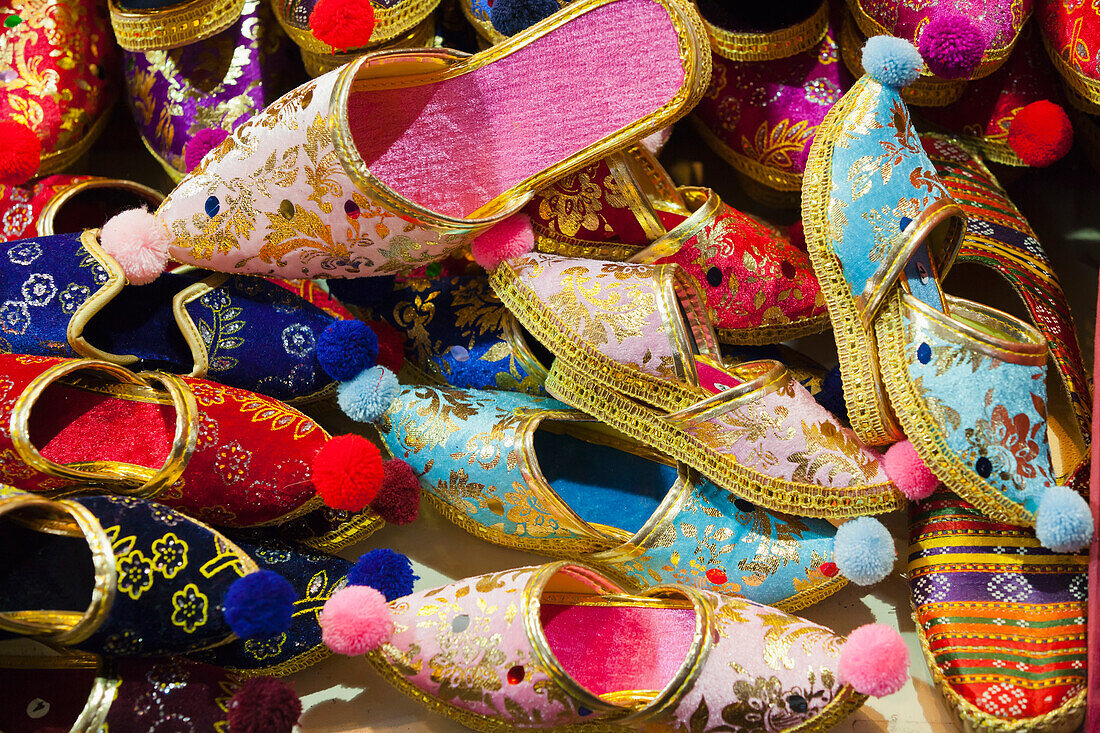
left=117, top=550, right=156, bottom=601
left=171, top=583, right=209, bottom=633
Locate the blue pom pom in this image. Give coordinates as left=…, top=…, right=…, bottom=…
left=337, top=365, right=400, bottom=422
left=224, top=570, right=296, bottom=639
left=834, top=517, right=895, bottom=585
left=317, top=320, right=379, bottom=382
left=861, top=35, right=924, bottom=89
left=490, top=0, right=559, bottom=36
left=348, top=548, right=419, bottom=601
left=1035, top=485, right=1093, bottom=552
left=815, top=366, right=849, bottom=424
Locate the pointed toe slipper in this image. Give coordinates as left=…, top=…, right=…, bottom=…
left=489, top=252, right=901, bottom=520
left=140, top=0, right=711, bottom=281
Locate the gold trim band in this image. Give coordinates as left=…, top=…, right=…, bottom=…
left=108, top=0, right=246, bottom=51
left=705, top=1, right=828, bottom=62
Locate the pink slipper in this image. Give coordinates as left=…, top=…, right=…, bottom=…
left=102, top=0, right=712, bottom=283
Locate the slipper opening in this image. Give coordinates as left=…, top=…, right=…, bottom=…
left=48, top=182, right=164, bottom=236
left=347, top=0, right=688, bottom=220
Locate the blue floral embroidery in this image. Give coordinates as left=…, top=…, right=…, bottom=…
left=7, top=240, right=41, bottom=266
left=21, top=273, right=56, bottom=306
left=0, top=301, right=29, bottom=335
left=59, top=283, right=90, bottom=313
left=281, top=323, right=315, bottom=358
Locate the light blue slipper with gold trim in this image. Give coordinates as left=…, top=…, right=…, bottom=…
left=376, top=385, right=873, bottom=611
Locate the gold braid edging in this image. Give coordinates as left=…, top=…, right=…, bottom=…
left=800, top=84, right=903, bottom=446
left=225, top=641, right=332, bottom=678
left=912, top=610, right=1086, bottom=733
left=546, top=358, right=902, bottom=519
left=296, top=512, right=385, bottom=554
left=705, top=1, right=828, bottom=62
left=716, top=312, right=831, bottom=347
left=875, top=294, right=1033, bottom=527
left=109, top=0, right=245, bottom=51
left=1042, top=35, right=1100, bottom=113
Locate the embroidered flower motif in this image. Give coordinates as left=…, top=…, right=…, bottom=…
left=503, top=486, right=561, bottom=538
left=103, top=629, right=143, bottom=654
left=145, top=658, right=190, bottom=691
left=254, top=545, right=293, bottom=564
left=59, top=283, right=91, bottom=313
left=7, top=240, right=41, bottom=266
left=281, top=323, right=315, bottom=358
left=965, top=405, right=1044, bottom=487
left=150, top=503, right=184, bottom=526
left=188, top=381, right=227, bottom=406
left=152, top=533, right=188, bottom=579
left=0, top=448, right=34, bottom=480
left=244, top=632, right=287, bottom=661
left=170, top=583, right=209, bottom=633
left=195, top=412, right=219, bottom=451
left=215, top=441, right=251, bottom=484
left=2, top=203, right=32, bottom=238
left=117, top=550, right=156, bottom=600
left=90, top=263, right=108, bottom=285
left=0, top=300, right=30, bottom=335
left=21, top=273, right=56, bottom=306
left=804, top=77, right=842, bottom=106
left=537, top=172, right=606, bottom=238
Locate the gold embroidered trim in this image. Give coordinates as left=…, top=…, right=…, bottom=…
left=330, top=0, right=711, bottom=229
left=838, top=12, right=966, bottom=108
left=844, top=0, right=1023, bottom=83
left=276, top=0, right=441, bottom=54
left=38, top=180, right=164, bottom=237
left=297, top=13, right=439, bottom=77
left=875, top=292, right=1034, bottom=526
left=533, top=225, right=645, bottom=261
left=226, top=639, right=333, bottom=678
left=37, top=88, right=120, bottom=178
left=913, top=612, right=1086, bottom=733
left=544, top=358, right=902, bottom=518
left=295, top=510, right=384, bottom=553
left=799, top=81, right=903, bottom=446
left=689, top=115, right=804, bottom=191
left=108, top=0, right=246, bottom=51
left=715, top=314, right=832, bottom=347
left=1042, top=35, right=1100, bottom=112
left=705, top=1, right=828, bottom=62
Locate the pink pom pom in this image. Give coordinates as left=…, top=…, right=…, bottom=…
left=185, top=128, right=231, bottom=172
left=918, top=14, right=984, bottom=79
left=99, top=208, right=171, bottom=285
left=839, top=623, right=909, bottom=697
left=884, top=440, right=939, bottom=501
left=471, top=214, right=535, bottom=270
left=320, top=585, right=393, bottom=655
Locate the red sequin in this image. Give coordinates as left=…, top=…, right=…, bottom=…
left=820, top=562, right=839, bottom=577
left=705, top=568, right=727, bottom=584
left=506, top=665, right=524, bottom=685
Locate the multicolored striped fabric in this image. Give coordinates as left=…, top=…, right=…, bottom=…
left=922, top=134, right=1092, bottom=487
left=909, top=490, right=1087, bottom=731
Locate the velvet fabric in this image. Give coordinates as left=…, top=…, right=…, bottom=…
left=0, top=658, right=239, bottom=732
left=692, top=16, right=850, bottom=190
left=379, top=385, right=845, bottom=608
left=192, top=536, right=350, bottom=675
left=356, top=272, right=549, bottom=394
left=0, top=176, right=162, bottom=241
left=0, top=0, right=118, bottom=171
left=373, top=563, right=858, bottom=730
left=909, top=490, right=1086, bottom=727
left=0, top=493, right=254, bottom=655
left=348, top=0, right=685, bottom=219
left=123, top=0, right=299, bottom=179
left=0, top=354, right=334, bottom=528
left=0, top=233, right=109, bottom=359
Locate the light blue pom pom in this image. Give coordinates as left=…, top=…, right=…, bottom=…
left=834, top=516, right=896, bottom=585
left=1035, top=485, right=1093, bottom=552
left=862, top=35, right=924, bottom=89
left=337, top=366, right=400, bottom=423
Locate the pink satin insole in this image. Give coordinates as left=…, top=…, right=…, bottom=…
left=348, top=0, right=686, bottom=219
left=540, top=602, right=695, bottom=696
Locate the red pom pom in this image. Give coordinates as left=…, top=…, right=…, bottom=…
left=99, top=208, right=171, bottom=285
left=471, top=214, right=535, bottom=270
left=321, top=585, right=393, bottom=654
left=368, top=319, right=406, bottom=371
left=312, top=435, right=384, bottom=511
left=371, top=459, right=421, bottom=524
left=1008, top=101, right=1073, bottom=167
left=883, top=440, right=939, bottom=501
left=839, top=624, right=909, bottom=697
left=309, top=0, right=375, bottom=52
left=227, top=677, right=301, bottom=733
left=0, top=121, right=41, bottom=186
